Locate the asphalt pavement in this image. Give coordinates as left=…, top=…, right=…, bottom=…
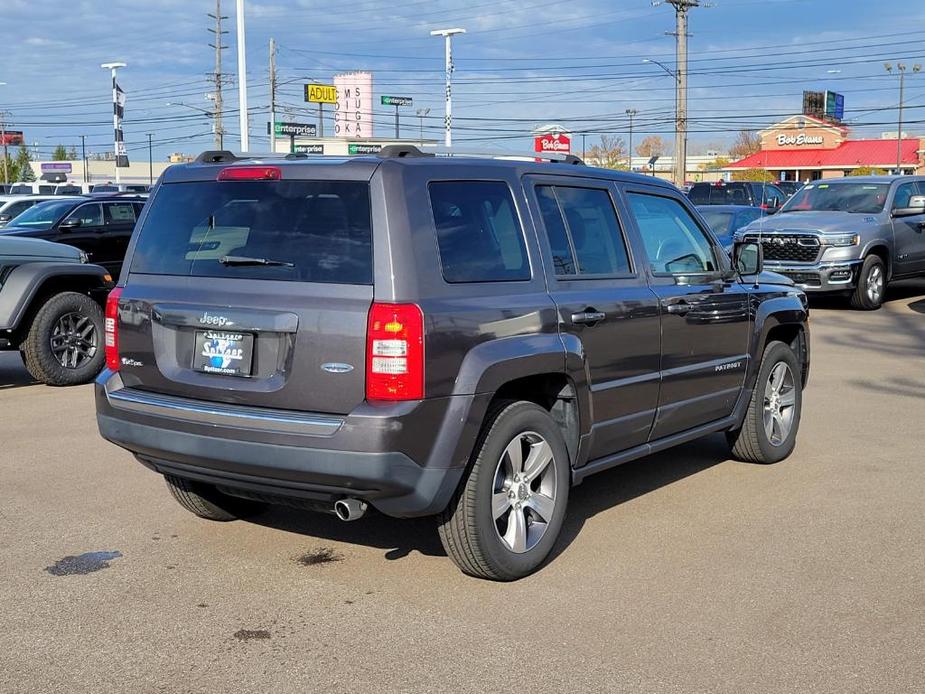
left=1, top=283, right=924, bottom=693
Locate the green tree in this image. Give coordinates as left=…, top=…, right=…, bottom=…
left=848, top=166, right=886, bottom=176
left=15, top=145, right=35, bottom=181
left=699, top=156, right=731, bottom=171
left=0, top=154, right=17, bottom=184
left=732, top=168, right=775, bottom=182
left=51, top=144, right=69, bottom=161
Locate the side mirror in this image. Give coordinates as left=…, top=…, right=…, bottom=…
left=0, top=213, right=11, bottom=223
left=59, top=217, right=81, bottom=230
left=733, top=240, right=763, bottom=275
left=893, top=195, right=925, bottom=218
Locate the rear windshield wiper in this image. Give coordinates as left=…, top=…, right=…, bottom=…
left=219, top=255, right=294, bottom=267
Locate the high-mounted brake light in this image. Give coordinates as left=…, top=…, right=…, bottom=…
left=217, top=166, right=282, bottom=181
left=104, top=287, right=123, bottom=371
left=366, top=303, right=424, bottom=401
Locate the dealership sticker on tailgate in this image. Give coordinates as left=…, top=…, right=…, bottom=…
left=193, top=331, right=255, bottom=376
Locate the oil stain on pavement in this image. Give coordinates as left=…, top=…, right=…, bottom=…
left=233, top=629, right=271, bottom=641
left=45, top=551, right=123, bottom=576
left=295, top=547, right=343, bottom=566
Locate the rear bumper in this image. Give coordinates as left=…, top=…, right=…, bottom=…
left=764, top=259, right=862, bottom=292
left=95, top=370, right=483, bottom=517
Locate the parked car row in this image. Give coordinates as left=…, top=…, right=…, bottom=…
left=3, top=181, right=150, bottom=195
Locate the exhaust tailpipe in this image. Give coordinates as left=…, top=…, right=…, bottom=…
left=334, top=498, right=368, bottom=521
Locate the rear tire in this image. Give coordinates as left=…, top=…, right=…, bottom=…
left=437, top=401, right=570, bottom=581
left=21, top=291, right=105, bottom=386
left=726, top=340, right=802, bottom=464
left=849, top=255, right=885, bottom=310
left=164, top=475, right=266, bottom=522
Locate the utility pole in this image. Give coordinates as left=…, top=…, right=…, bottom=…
left=431, top=28, right=465, bottom=147
left=80, top=135, right=87, bottom=183
left=269, top=37, right=277, bottom=153
left=146, top=133, right=153, bottom=184
left=0, top=111, right=8, bottom=185
left=416, top=107, right=430, bottom=145
left=235, top=0, right=249, bottom=151
left=582, top=133, right=587, bottom=160
left=884, top=62, right=922, bottom=174
left=208, top=0, right=228, bottom=150
left=626, top=108, right=638, bottom=170
left=663, top=0, right=699, bottom=185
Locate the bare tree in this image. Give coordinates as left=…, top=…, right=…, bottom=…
left=636, top=135, right=669, bottom=158
left=728, top=130, right=762, bottom=160
left=586, top=135, right=628, bottom=169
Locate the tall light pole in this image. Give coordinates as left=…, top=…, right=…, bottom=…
left=146, top=133, right=153, bottom=184
left=430, top=28, right=465, bottom=147
left=626, top=108, right=638, bottom=170
left=235, top=0, right=249, bottom=151
left=100, top=62, right=126, bottom=183
left=416, top=107, right=430, bottom=145
left=0, top=83, right=8, bottom=186
left=884, top=62, right=922, bottom=174
left=643, top=57, right=677, bottom=180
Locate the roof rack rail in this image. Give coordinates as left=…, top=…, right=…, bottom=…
left=195, top=150, right=308, bottom=163
left=413, top=146, right=584, bottom=166
left=377, top=144, right=435, bottom=159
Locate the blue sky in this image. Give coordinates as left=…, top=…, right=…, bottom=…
left=3, top=0, right=924, bottom=161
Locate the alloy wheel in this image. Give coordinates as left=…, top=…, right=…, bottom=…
left=763, top=362, right=796, bottom=446
left=50, top=311, right=98, bottom=369
left=491, top=431, right=558, bottom=554
left=866, top=264, right=884, bottom=305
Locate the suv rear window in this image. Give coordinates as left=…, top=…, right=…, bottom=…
left=429, top=181, right=530, bottom=283
left=130, top=180, right=372, bottom=284
left=688, top=183, right=753, bottom=206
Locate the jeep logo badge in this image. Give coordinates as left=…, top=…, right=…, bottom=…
left=199, top=312, right=233, bottom=327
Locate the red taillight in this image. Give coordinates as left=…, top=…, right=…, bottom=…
left=104, top=287, right=122, bottom=371
left=217, top=166, right=282, bottom=181
left=366, top=303, right=424, bottom=402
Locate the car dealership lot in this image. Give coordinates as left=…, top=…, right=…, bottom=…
left=1, top=285, right=924, bottom=694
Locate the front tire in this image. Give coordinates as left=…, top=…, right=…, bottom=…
left=437, top=401, right=570, bottom=581
left=164, top=475, right=266, bottom=521
left=21, top=291, right=105, bottom=386
left=850, top=254, right=885, bottom=310
left=727, top=340, right=803, bottom=464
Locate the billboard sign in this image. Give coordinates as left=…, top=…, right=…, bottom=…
left=294, top=144, right=324, bottom=155
left=825, top=91, right=845, bottom=121
left=0, top=130, right=24, bottom=146
left=334, top=72, right=373, bottom=138
left=267, top=121, right=317, bottom=137
left=534, top=133, right=571, bottom=154
left=41, top=162, right=73, bottom=173
left=347, top=143, right=382, bottom=155
left=305, top=84, right=337, bottom=104
left=381, top=95, right=413, bottom=107
left=802, top=90, right=825, bottom=119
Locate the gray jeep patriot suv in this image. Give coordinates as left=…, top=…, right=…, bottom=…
left=96, top=147, right=810, bottom=580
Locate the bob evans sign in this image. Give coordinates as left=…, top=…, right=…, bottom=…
left=534, top=133, right=571, bottom=153
left=777, top=132, right=825, bottom=147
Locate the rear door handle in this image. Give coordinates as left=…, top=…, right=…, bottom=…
left=570, top=310, right=606, bottom=326
left=664, top=300, right=691, bottom=316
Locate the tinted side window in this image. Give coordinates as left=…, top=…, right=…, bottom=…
left=104, top=202, right=137, bottom=225
left=429, top=181, right=530, bottom=283
left=64, top=203, right=103, bottom=227
left=688, top=185, right=709, bottom=205
left=6, top=200, right=33, bottom=217
left=536, top=186, right=576, bottom=275
left=893, top=182, right=919, bottom=209
left=627, top=193, right=718, bottom=274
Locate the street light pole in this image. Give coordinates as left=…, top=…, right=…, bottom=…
left=235, top=0, right=249, bottom=151
left=430, top=28, right=465, bottom=147
left=626, top=108, right=638, bottom=170
left=885, top=62, right=922, bottom=174
left=101, top=62, right=126, bottom=184
left=416, top=107, right=430, bottom=145
left=146, top=133, right=153, bottom=185
left=643, top=58, right=677, bottom=180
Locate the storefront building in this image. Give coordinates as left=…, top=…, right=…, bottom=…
left=726, top=115, right=925, bottom=180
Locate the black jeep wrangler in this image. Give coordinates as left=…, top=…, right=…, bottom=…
left=96, top=148, right=809, bottom=580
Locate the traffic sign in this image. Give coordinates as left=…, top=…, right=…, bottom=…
left=381, top=95, right=413, bottom=107
left=305, top=84, right=337, bottom=104
left=267, top=122, right=317, bottom=137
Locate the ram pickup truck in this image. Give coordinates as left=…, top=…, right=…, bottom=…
left=0, top=236, right=112, bottom=385
left=737, top=176, right=925, bottom=309
left=96, top=147, right=810, bottom=580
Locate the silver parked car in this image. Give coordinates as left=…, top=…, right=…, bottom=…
left=737, top=176, right=925, bottom=309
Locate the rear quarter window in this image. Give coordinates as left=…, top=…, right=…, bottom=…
left=129, top=180, right=373, bottom=284
left=429, top=181, right=530, bottom=283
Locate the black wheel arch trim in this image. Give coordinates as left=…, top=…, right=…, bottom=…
left=0, top=262, right=112, bottom=331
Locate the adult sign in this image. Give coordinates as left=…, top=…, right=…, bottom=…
left=534, top=133, right=571, bottom=154
left=267, top=121, right=317, bottom=137
left=305, top=84, right=337, bottom=104
left=381, top=95, right=413, bottom=107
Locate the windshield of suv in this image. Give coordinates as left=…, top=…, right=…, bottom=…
left=130, top=180, right=372, bottom=284
left=780, top=182, right=890, bottom=213
left=5, top=199, right=77, bottom=229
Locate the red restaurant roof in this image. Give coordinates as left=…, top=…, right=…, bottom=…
left=728, top=138, right=921, bottom=169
